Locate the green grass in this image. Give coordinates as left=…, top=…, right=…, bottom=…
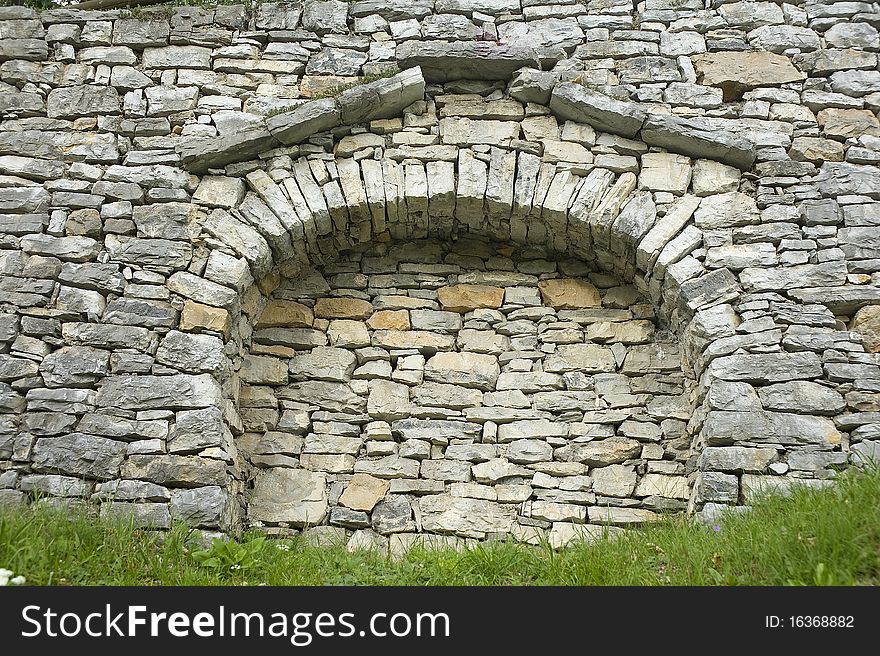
left=2, top=468, right=879, bottom=586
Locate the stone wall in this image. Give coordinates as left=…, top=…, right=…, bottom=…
left=239, top=239, right=691, bottom=548
left=1, top=1, right=879, bottom=551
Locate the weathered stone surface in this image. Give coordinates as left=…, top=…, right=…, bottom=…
left=790, top=137, right=845, bottom=163
left=367, top=379, right=412, bottom=419
left=192, top=176, right=246, bottom=209
left=420, top=495, right=515, bottom=538
left=757, top=382, right=846, bottom=415
left=315, top=297, right=373, bottom=320
left=290, top=347, right=356, bottom=382
left=0, top=156, right=65, bottom=182
left=306, top=48, right=367, bottom=76
left=708, top=353, right=822, bottom=384
left=32, top=434, right=126, bottom=481
left=168, top=407, right=228, bottom=454
left=424, top=352, right=499, bottom=391
left=440, top=117, right=519, bottom=147
left=851, top=306, right=880, bottom=353
left=556, top=438, right=641, bottom=466
left=339, top=473, right=389, bottom=512
left=180, top=301, right=231, bottom=338
left=105, top=236, right=192, bottom=269
left=701, top=446, right=778, bottom=474
left=496, top=419, right=566, bottom=442
left=46, top=85, right=119, bottom=119
left=97, top=375, right=222, bottom=410
left=694, top=192, right=758, bottom=230
left=509, top=67, right=556, bottom=105
left=170, top=486, right=228, bottom=528
left=410, top=310, right=462, bottom=333
left=815, top=162, right=880, bottom=199
left=641, top=115, right=756, bottom=171
left=249, top=469, right=328, bottom=526
left=121, top=455, right=227, bottom=488
left=587, top=506, right=660, bottom=525
left=355, top=455, right=420, bottom=480
left=268, top=98, right=340, bottom=145
left=156, top=331, right=225, bottom=374
left=740, top=261, right=847, bottom=292
left=537, top=279, right=600, bottom=309
left=635, top=474, right=689, bottom=499
left=20, top=234, right=100, bottom=263
left=280, top=381, right=366, bottom=413
left=372, top=330, right=455, bottom=351
left=393, top=418, right=481, bottom=443
left=545, top=344, right=616, bottom=373
left=203, top=209, right=273, bottom=280
left=143, top=45, right=211, bottom=69
left=256, top=299, right=314, bottom=329
left=40, top=346, right=110, bottom=387
left=703, top=411, right=841, bottom=447
left=397, top=41, right=542, bottom=83
left=178, top=127, right=278, bottom=174
left=591, top=464, right=637, bottom=497
left=437, top=284, right=504, bottom=312
left=367, top=310, right=409, bottom=331
left=693, top=51, right=805, bottom=101
left=550, top=83, right=646, bottom=138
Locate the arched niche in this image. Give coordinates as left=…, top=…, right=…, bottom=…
left=230, top=235, right=694, bottom=545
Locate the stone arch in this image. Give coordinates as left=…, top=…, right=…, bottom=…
left=185, top=68, right=741, bottom=336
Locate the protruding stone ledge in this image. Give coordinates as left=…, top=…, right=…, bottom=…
left=550, top=82, right=756, bottom=171
left=549, top=83, right=646, bottom=138
left=396, top=41, right=550, bottom=83
left=267, top=98, right=340, bottom=146
left=641, top=115, right=757, bottom=172
left=177, top=68, right=425, bottom=172
left=180, top=66, right=757, bottom=179
left=178, top=126, right=278, bottom=175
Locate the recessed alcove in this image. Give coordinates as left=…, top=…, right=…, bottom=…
left=234, top=237, right=693, bottom=548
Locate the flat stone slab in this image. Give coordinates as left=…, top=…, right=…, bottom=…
left=177, top=126, right=278, bottom=175
left=397, top=41, right=544, bottom=83
left=180, top=68, right=425, bottom=170
left=641, top=115, right=756, bottom=171
left=248, top=468, right=328, bottom=527
left=550, top=83, right=646, bottom=138
left=693, top=51, right=805, bottom=101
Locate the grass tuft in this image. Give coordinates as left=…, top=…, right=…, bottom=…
left=1, top=467, right=879, bottom=586
left=310, top=68, right=399, bottom=100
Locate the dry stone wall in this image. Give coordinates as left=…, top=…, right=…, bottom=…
left=0, top=1, right=879, bottom=552
left=238, top=240, right=691, bottom=548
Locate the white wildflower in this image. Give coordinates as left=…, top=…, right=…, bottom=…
left=0, top=568, right=23, bottom=586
